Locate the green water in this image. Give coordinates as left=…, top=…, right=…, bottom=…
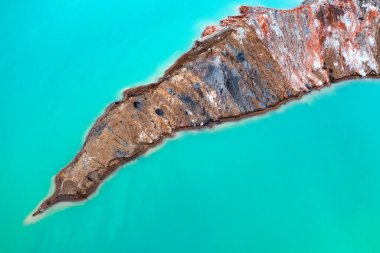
left=1, top=0, right=380, bottom=252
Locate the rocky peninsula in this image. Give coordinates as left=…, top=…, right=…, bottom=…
left=33, top=0, right=380, bottom=216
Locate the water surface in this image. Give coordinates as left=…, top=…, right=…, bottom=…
left=1, top=0, right=380, bottom=252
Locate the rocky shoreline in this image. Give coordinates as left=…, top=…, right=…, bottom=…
left=33, top=0, right=380, bottom=216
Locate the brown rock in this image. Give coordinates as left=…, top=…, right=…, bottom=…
left=33, top=0, right=380, bottom=216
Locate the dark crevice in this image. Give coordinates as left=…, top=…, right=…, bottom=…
left=155, top=108, right=165, bottom=116
left=91, top=158, right=106, bottom=168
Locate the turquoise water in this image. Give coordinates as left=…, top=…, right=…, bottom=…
left=1, top=0, right=380, bottom=252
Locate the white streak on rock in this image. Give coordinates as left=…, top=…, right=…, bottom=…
left=324, top=36, right=340, bottom=50
left=342, top=43, right=378, bottom=75
left=313, top=53, right=322, bottom=70
left=363, top=3, right=378, bottom=11
left=368, top=36, right=375, bottom=46
left=234, top=27, right=247, bottom=45
left=341, top=13, right=352, bottom=29
left=358, top=69, right=366, bottom=76
left=314, top=19, right=320, bottom=28
left=271, top=19, right=283, bottom=37
left=206, top=91, right=218, bottom=107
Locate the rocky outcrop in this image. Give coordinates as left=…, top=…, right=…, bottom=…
left=33, top=0, right=380, bottom=216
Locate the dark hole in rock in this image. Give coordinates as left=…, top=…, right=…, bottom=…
left=155, top=108, right=165, bottom=116
left=236, top=52, right=245, bottom=63
left=86, top=176, right=93, bottom=182
left=167, top=88, right=174, bottom=94
left=133, top=101, right=143, bottom=109
left=46, top=201, right=51, bottom=205
left=305, top=83, right=311, bottom=89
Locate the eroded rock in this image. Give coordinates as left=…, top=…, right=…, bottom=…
left=33, top=0, right=380, bottom=216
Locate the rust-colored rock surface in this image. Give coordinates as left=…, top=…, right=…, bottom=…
left=33, top=0, right=380, bottom=216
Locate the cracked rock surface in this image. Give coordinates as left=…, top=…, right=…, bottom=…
left=34, top=0, right=380, bottom=216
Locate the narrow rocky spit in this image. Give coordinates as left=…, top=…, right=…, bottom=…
left=33, top=0, right=380, bottom=216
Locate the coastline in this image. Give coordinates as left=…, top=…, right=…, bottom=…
left=3, top=0, right=380, bottom=251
